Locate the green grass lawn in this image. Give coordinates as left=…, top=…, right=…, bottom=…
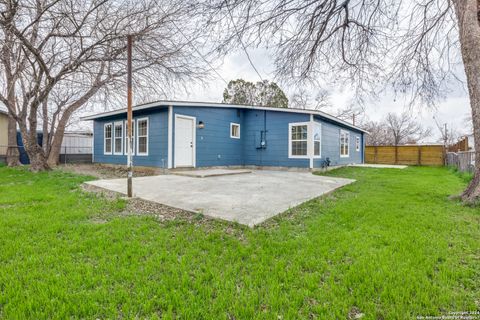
left=0, top=166, right=478, bottom=319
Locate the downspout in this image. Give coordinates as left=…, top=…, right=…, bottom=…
left=261, top=110, right=266, bottom=165
left=92, top=122, right=95, bottom=163
left=264, top=110, right=267, bottom=135
left=257, top=110, right=268, bottom=166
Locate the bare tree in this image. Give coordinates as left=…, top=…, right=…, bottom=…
left=360, top=114, right=431, bottom=146
left=385, top=112, right=432, bottom=145
left=290, top=88, right=331, bottom=110
left=360, top=121, right=393, bottom=146
left=289, top=88, right=311, bottom=110
left=289, top=88, right=362, bottom=124
left=0, top=5, right=24, bottom=166
left=433, top=116, right=463, bottom=147
left=334, top=106, right=364, bottom=125
left=5, top=115, right=19, bottom=166
left=204, top=0, right=480, bottom=203
left=0, top=0, right=206, bottom=171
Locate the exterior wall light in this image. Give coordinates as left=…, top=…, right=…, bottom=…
left=197, top=121, right=205, bottom=129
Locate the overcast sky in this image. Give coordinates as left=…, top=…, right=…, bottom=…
left=67, top=45, right=473, bottom=142
left=169, top=47, right=471, bottom=142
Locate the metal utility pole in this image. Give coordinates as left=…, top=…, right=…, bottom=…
left=127, top=35, right=133, bottom=197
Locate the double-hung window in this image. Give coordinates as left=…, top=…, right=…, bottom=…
left=340, top=130, right=350, bottom=157
left=137, top=118, right=149, bottom=156
left=313, top=123, right=321, bottom=157
left=104, top=123, right=112, bottom=155
left=230, top=123, right=240, bottom=139
left=124, top=120, right=135, bottom=155
left=289, top=123, right=308, bottom=157
left=113, top=122, right=123, bottom=155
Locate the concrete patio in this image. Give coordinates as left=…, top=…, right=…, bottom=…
left=86, top=170, right=355, bottom=227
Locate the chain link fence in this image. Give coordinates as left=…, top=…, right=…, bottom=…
left=446, top=151, right=476, bottom=173
left=0, top=145, right=92, bottom=165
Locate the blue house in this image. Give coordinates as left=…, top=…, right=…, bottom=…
left=82, top=100, right=367, bottom=170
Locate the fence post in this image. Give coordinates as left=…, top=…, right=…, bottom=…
left=64, top=146, right=67, bottom=164
left=374, top=146, right=378, bottom=163
left=417, top=147, right=421, bottom=166
left=443, top=146, right=447, bottom=166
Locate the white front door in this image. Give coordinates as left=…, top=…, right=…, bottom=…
left=174, top=115, right=195, bottom=167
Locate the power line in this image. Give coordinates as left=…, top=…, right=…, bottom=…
left=225, top=2, right=264, bottom=82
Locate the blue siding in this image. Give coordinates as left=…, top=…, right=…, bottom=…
left=91, top=104, right=365, bottom=169
left=243, top=110, right=310, bottom=167
left=312, top=115, right=364, bottom=168
left=172, top=106, right=244, bottom=167
left=93, top=108, right=168, bottom=168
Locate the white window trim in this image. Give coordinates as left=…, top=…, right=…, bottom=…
left=136, top=117, right=149, bottom=156
left=340, top=129, right=350, bottom=158
left=313, top=122, right=322, bottom=159
left=104, top=123, right=112, bottom=155
left=230, top=122, right=241, bottom=139
left=167, top=106, right=173, bottom=168
left=124, top=119, right=135, bottom=156
left=113, top=121, right=124, bottom=155
left=355, top=136, right=361, bottom=152
left=288, top=122, right=310, bottom=159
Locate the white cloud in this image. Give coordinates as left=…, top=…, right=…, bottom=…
left=75, top=46, right=471, bottom=141
left=173, top=48, right=471, bottom=142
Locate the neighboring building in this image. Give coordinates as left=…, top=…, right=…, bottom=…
left=57, top=131, right=93, bottom=164
left=0, top=109, right=8, bottom=160
left=0, top=107, right=92, bottom=164
left=16, top=131, right=93, bottom=164
left=448, top=134, right=475, bottom=152
left=466, top=134, right=475, bottom=151
left=82, top=100, right=367, bottom=170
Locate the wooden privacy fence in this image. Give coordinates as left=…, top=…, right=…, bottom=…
left=448, top=136, right=469, bottom=152
left=365, top=145, right=445, bottom=166
left=446, top=151, right=476, bottom=173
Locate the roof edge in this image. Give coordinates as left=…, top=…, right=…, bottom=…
left=81, top=100, right=368, bottom=133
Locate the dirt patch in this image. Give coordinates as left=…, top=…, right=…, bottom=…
left=82, top=183, right=208, bottom=224
left=89, top=217, right=108, bottom=224
left=348, top=306, right=365, bottom=320
left=81, top=179, right=250, bottom=237
left=59, top=163, right=162, bottom=179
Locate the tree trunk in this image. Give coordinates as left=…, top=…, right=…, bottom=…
left=17, top=120, right=50, bottom=172
left=41, top=99, right=50, bottom=155
left=6, top=114, right=20, bottom=166
left=46, top=119, right=68, bottom=167
left=46, top=136, right=62, bottom=167
left=23, top=136, right=50, bottom=172
left=5, top=78, right=20, bottom=166
left=453, top=0, right=480, bottom=203
left=28, top=148, right=50, bottom=172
